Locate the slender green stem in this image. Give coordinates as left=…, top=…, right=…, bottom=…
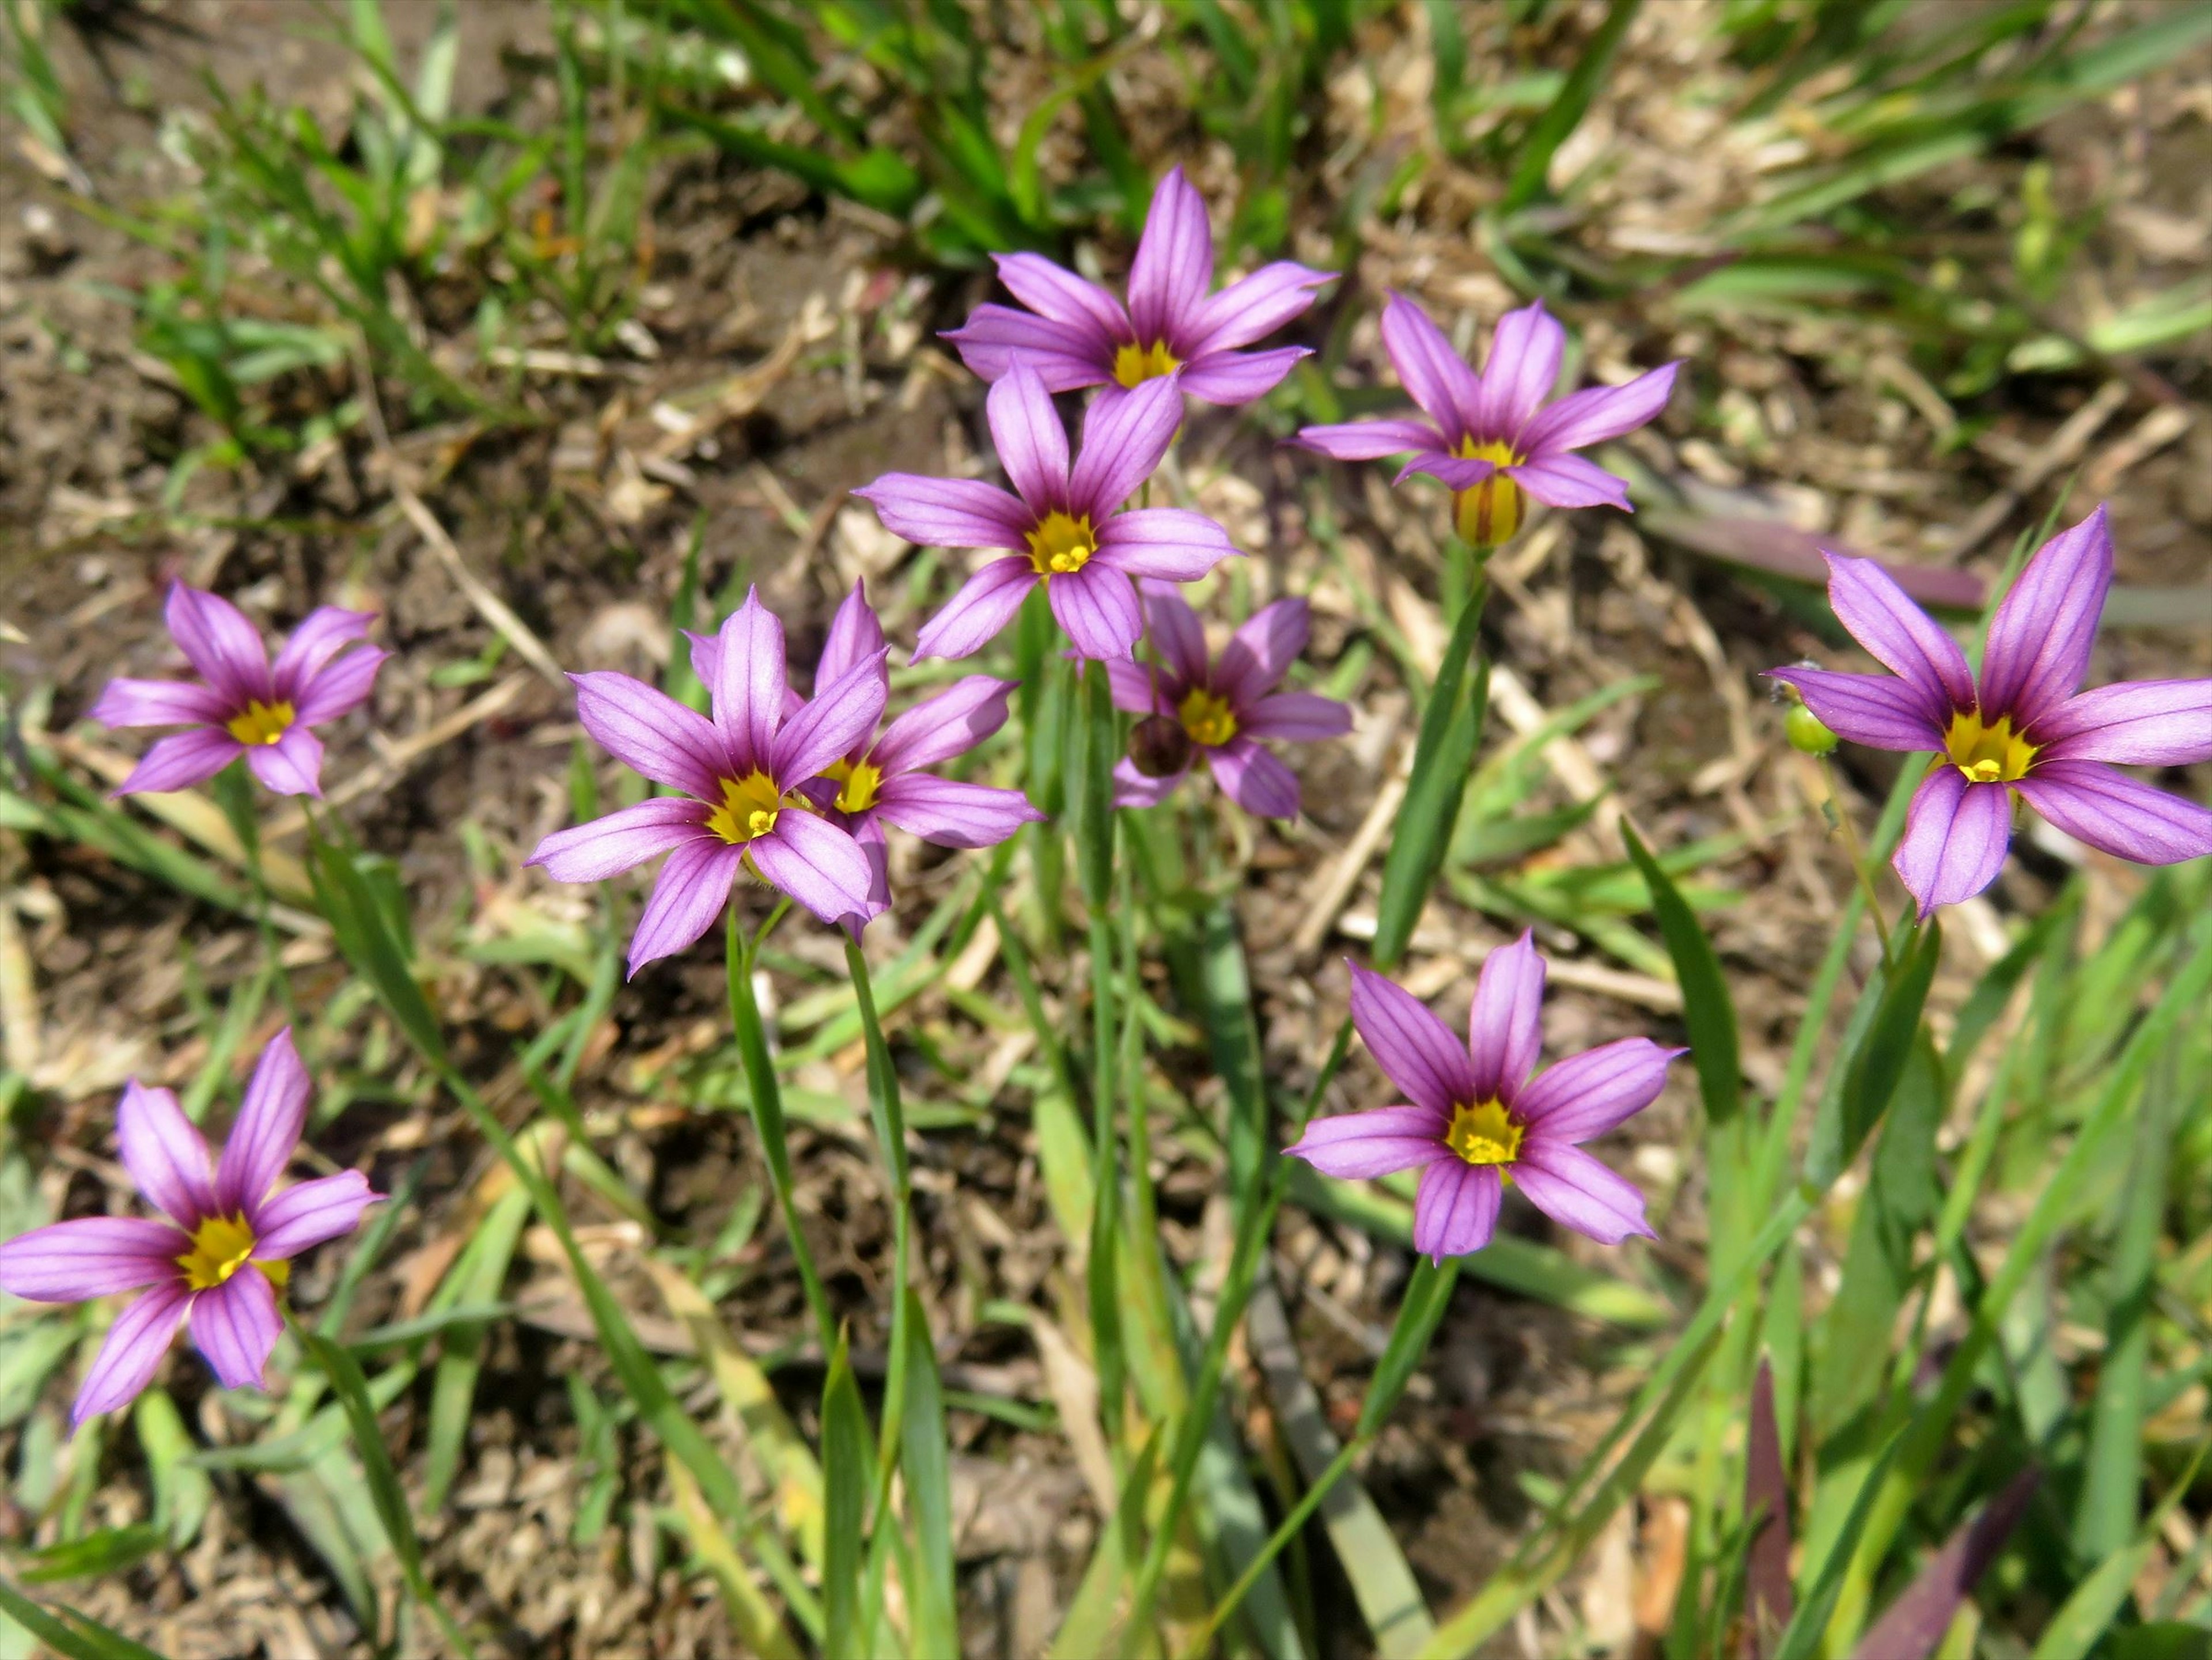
left=1817, top=755, right=1893, bottom=958
left=844, top=938, right=916, bottom=1466
left=215, top=760, right=301, bottom=1028
left=1185, top=1437, right=1366, bottom=1660
left=1075, top=661, right=1126, bottom=1451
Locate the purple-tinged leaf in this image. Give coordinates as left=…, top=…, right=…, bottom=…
left=1848, top=1468, right=2040, bottom=1660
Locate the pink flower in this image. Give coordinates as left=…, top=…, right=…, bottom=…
left=1768, top=506, right=2212, bottom=914
left=1293, top=294, right=1678, bottom=548
left=0, top=1029, right=379, bottom=1427
left=1105, top=583, right=1351, bottom=818
left=942, top=166, right=1333, bottom=407
left=1287, top=937, right=1679, bottom=1262
left=92, top=583, right=388, bottom=798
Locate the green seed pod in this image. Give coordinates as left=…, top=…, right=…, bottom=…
left=1786, top=702, right=1839, bottom=757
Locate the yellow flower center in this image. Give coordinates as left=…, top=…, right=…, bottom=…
left=1177, top=687, right=1237, bottom=748
left=1449, top=438, right=1525, bottom=551
left=176, top=1213, right=260, bottom=1293
left=1444, top=1099, right=1524, bottom=1168
left=705, top=771, right=787, bottom=844
left=1025, top=510, right=1098, bottom=578
left=1111, top=339, right=1181, bottom=389
left=826, top=757, right=883, bottom=814
left=225, top=699, right=296, bottom=746
left=1944, top=709, right=2036, bottom=784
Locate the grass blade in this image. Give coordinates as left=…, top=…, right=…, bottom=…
left=899, top=1286, right=959, bottom=1660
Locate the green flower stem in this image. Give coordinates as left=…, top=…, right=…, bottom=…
left=213, top=760, right=301, bottom=1029
left=843, top=937, right=919, bottom=1482
left=1074, top=660, right=1125, bottom=1451
left=726, top=905, right=836, bottom=1351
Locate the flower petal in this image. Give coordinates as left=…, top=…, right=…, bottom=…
left=1185, top=261, right=1332, bottom=356
left=1465, top=930, right=1545, bottom=1104
left=993, top=251, right=1131, bottom=341
left=1766, top=666, right=1946, bottom=753
left=710, top=589, right=789, bottom=780
left=1173, top=346, right=1310, bottom=406
left=1823, top=553, right=1976, bottom=715
left=249, top=1171, right=379, bottom=1260
left=1050, top=566, right=1143, bottom=661
left=1378, top=293, right=1480, bottom=438
left=2014, top=760, right=2212, bottom=866
left=117, top=1081, right=217, bottom=1232
left=1206, top=738, right=1300, bottom=818
left=573, top=672, right=727, bottom=802
left=1283, top=1105, right=1449, bottom=1179
left=1128, top=165, right=1213, bottom=346
left=1979, top=507, right=2113, bottom=726
left=1472, top=301, right=1565, bottom=442
left=817, top=582, right=888, bottom=693
left=270, top=606, right=375, bottom=699
left=89, top=677, right=229, bottom=730
left=527, top=797, right=713, bottom=883
left=1399, top=452, right=1496, bottom=490
left=1240, top=691, right=1352, bottom=742
left=749, top=810, right=876, bottom=926
left=1138, top=581, right=1209, bottom=687
left=245, top=725, right=325, bottom=797
left=165, top=583, right=270, bottom=705
left=1112, top=755, right=1190, bottom=808
left=1514, top=1037, right=1681, bottom=1142
left=870, top=676, right=1019, bottom=774
left=775, top=652, right=890, bottom=786
left=1348, top=964, right=1477, bottom=1117
left=214, top=1029, right=308, bottom=1215
left=1892, top=769, right=2012, bottom=917
left=627, top=839, right=742, bottom=976
left=985, top=363, right=1072, bottom=514
left=1505, top=453, right=1633, bottom=511
left=1290, top=418, right=1446, bottom=461
left=113, top=729, right=243, bottom=797
left=1510, top=1141, right=1653, bottom=1244
left=0, top=1218, right=185, bottom=1302
left=1068, top=376, right=1181, bottom=520
left=873, top=774, right=1044, bottom=847
left=2033, top=679, right=2212, bottom=766
left=72, top=1284, right=190, bottom=1428
left=1412, top=1161, right=1502, bottom=1261
left=941, top=305, right=1112, bottom=390
left=1517, top=362, right=1678, bottom=455
left=1214, top=597, right=1309, bottom=708
left=852, top=475, right=1031, bottom=552
left=1093, top=507, right=1236, bottom=581
left=291, top=645, right=387, bottom=726
left=189, top=1267, right=281, bottom=1391
left=912, top=559, right=1038, bottom=664
left=1104, top=660, right=1170, bottom=717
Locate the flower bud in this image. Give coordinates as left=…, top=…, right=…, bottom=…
left=1127, top=714, right=1193, bottom=778
left=1785, top=702, right=1839, bottom=757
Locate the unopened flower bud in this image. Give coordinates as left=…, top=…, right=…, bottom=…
left=1786, top=702, right=1838, bottom=757
left=1127, top=714, right=1193, bottom=779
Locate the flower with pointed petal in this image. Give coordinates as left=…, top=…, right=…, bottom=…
left=92, top=584, right=388, bottom=798
left=1293, top=293, right=1679, bottom=550
left=1766, top=507, right=2212, bottom=915
left=1286, top=936, right=1680, bottom=1261
left=942, top=166, right=1333, bottom=407
left=855, top=366, right=1237, bottom=662
left=789, top=583, right=1045, bottom=931
left=1104, top=583, right=1350, bottom=819
left=0, top=1030, right=378, bottom=1428
left=525, top=589, right=883, bottom=973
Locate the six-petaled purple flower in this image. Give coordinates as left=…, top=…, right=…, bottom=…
left=1287, top=935, right=1679, bottom=1262
left=1106, top=583, right=1351, bottom=819
left=797, top=583, right=1046, bottom=930
left=942, top=165, right=1333, bottom=407
left=1768, top=506, right=2212, bottom=915
left=0, top=1029, right=378, bottom=1427
left=526, top=588, right=882, bottom=972
left=92, top=582, right=388, bottom=798
left=1293, top=294, right=1678, bottom=549
left=855, top=366, right=1237, bottom=662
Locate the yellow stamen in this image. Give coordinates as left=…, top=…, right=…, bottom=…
left=1444, top=1099, right=1524, bottom=1168
left=1943, top=709, right=2036, bottom=784
left=176, top=1214, right=259, bottom=1292
left=225, top=699, right=296, bottom=746
left=1025, top=510, right=1098, bottom=578
left=1177, top=687, right=1237, bottom=748
left=1449, top=438, right=1525, bottom=550
left=705, top=771, right=787, bottom=844
left=826, top=757, right=883, bottom=814
left=1111, top=339, right=1181, bottom=389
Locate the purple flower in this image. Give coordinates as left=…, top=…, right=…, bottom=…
left=797, top=583, right=1046, bottom=930
left=1105, top=583, right=1351, bottom=819
left=941, top=165, right=1333, bottom=407
left=1768, top=507, right=2212, bottom=915
left=1292, top=294, right=1679, bottom=549
left=0, top=1029, right=378, bottom=1428
left=92, top=582, right=388, bottom=798
left=1287, top=936, right=1679, bottom=1261
left=854, top=366, right=1237, bottom=662
left=525, top=589, right=883, bottom=973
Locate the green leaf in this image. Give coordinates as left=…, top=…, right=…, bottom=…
left=0, top=1578, right=166, bottom=1660
left=898, top=1287, right=958, bottom=1660
left=1622, top=820, right=1740, bottom=1127
left=134, top=1390, right=212, bottom=1550
left=305, top=826, right=446, bottom=1067
left=16, top=1526, right=162, bottom=1585
left=1500, top=0, right=1642, bottom=211
left=1805, top=922, right=1942, bottom=1187
left=1373, top=585, right=1489, bottom=969
left=819, top=1335, right=870, bottom=1660
left=421, top=1186, right=530, bottom=1513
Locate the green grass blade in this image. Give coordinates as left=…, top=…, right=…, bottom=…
left=0, top=1579, right=166, bottom=1660
left=820, top=1334, right=870, bottom=1659
left=898, top=1286, right=959, bottom=1660
left=1374, top=583, right=1489, bottom=969
left=1500, top=0, right=1642, bottom=211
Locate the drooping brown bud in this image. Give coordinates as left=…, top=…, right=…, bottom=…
left=1127, top=714, right=1194, bottom=778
